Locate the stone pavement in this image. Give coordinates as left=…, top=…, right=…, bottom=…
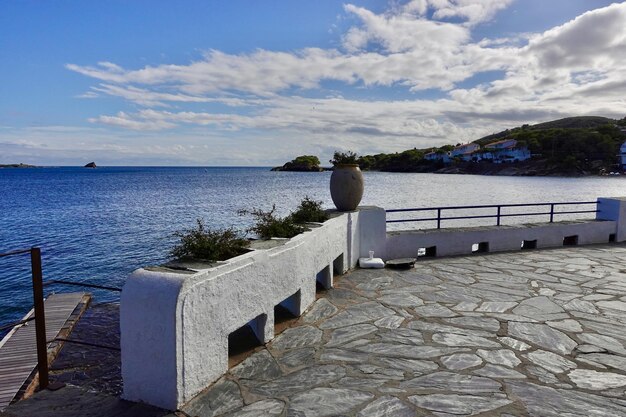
left=4, top=244, right=626, bottom=416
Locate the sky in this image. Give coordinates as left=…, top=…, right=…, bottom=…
left=1, top=0, right=625, bottom=166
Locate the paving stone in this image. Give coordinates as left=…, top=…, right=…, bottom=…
left=597, top=300, right=626, bottom=312
left=477, top=349, right=521, bottom=368
left=412, top=304, right=457, bottom=317
left=327, top=323, right=378, bottom=347
left=226, top=399, right=284, bottom=417
left=432, top=332, right=500, bottom=348
left=319, top=302, right=395, bottom=329
left=278, top=348, right=316, bottom=369
left=376, top=293, right=424, bottom=308
left=577, top=333, right=626, bottom=355
left=497, top=337, right=531, bottom=351
left=475, top=364, right=527, bottom=379
left=568, top=369, right=626, bottom=390
left=356, top=364, right=405, bottom=380
left=287, top=388, right=373, bottom=417
left=374, top=315, right=404, bottom=329
left=400, top=372, right=502, bottom=393
left=320, top=348, right=369, bottom=363
left=408, top=321, right=492, bottom=337
left=539, top=288, right=557, bottom=297
left=525, top=350, right=577, bottom=374
left=183, top=379, right=243, bottom=417
left=563, top=299, right=600, bottom=314
left=331, top=377, right=386, bottom=389
left=440, top=353, right=483, bottom=370
left=526, top=365, right=561, bottom=385
left=375, top=357, right=439, bottom=374
left=357, top=396, right=415, bottom=417
left=408, top=393, right=511, bottom=415
left=475, top=301, right=518, bottom=313
left=546, top=319, right=583, bottom=333
left=271, top=326, right=322, bottom=351
left=452, top=302, right=479, bottom=311
left=302, top=298, right=338, bottom=323
left=355, top=343, right=469, bottom=359
left=378, top=328, right=424, bottom=345
left=512, top=296, right=565, bottom=321
left=231, top=350, right=282, bottom=381
left=508, top=322, right=577, bottom=355
left=444, top=317, right=501, bottom=332
left=575, top=344, right=606, bottom=354
left=250, top=365, right=345, bottom=397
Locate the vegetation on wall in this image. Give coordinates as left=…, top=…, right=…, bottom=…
left=171, top=220, right=250, bottom=262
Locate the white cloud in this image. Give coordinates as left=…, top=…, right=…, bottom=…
left=57, top=1, right=626, bottom=165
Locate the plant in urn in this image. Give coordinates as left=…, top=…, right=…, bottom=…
left=329, top=151, right=364, bottom=211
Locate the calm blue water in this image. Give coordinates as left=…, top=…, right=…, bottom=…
left=1, top=166, right=626, bottom=327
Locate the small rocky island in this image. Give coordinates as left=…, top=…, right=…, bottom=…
left=0, top=163, right=37, bottom=168
left=271, top=155, right=326, bottom=172
left=84, top=162, right=97, bottom=168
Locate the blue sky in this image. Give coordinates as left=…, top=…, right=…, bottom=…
left=1, top=0, right=624, bottom=165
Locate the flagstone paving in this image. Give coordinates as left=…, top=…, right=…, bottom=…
left=4, top=244, right=626, bottom=417
left=182, top=245, right=626, bottom=417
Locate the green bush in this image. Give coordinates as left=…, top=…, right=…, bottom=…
left=171, top=219, right=249, bottom=262
left=290, top=196, right=329, bottom=223
left=329, top=151, right=359, bottom=166
left=238, top=205, right=307, bottom=239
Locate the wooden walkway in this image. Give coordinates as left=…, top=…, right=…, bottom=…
left=0, top=292, right=87, bottom=410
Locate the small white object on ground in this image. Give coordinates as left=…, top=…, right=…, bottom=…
left=359, top=257, right=385, bottom=268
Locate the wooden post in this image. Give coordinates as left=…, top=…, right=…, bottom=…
left=30, top=247, right=49, bottom=390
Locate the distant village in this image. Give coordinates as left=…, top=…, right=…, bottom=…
left=424, top=139, right=531, bottom=164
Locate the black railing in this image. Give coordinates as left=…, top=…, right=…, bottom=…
left=386, top=201, right=599, bottom=229
left=0, top=247, right=49, bottom=389
left=0, top=248, right=123, bottom=393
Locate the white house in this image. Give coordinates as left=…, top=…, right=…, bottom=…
left=620, top=141, right=626, bottom=170
left=482, top=139, right=531, bottom=163
left=450, top=143, right=480, bottom=158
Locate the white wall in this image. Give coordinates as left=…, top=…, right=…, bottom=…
left=121, top=199, right=623, bottom=410
left=121, top=208, right=383, bottom=410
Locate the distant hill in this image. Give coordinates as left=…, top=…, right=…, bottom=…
left=474, top=116, right=620, bottom=146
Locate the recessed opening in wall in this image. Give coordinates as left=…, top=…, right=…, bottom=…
left=609, top=233, right=616, bottom=243
left=521, top=240, right=537, bottom=250
left=274, top=290, right=301, bottom=335
left=417, top=246, right=437, bottom=258
left=333, top=254, right=344, bottom=276
left=472, top=242, right=489, bottom=254
left=316, top=265, right=332, bottom=292
left=228, top=313, right=266, bottom=366
left=563, top=235, right=578, bottom=246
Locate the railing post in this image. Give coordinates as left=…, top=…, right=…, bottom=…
left=549, top=204, right=555, bottom=223
left=30, top=247, right=49, bottom=390
left=496, top=206, right=501, bottom=226
left=437, top=208, right=441, bottom=229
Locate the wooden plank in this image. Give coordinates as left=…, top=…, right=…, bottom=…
left=0, top=293, right=86, bottom=411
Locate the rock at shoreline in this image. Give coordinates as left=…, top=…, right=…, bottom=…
left=271, top=155, right=324, bottom=172
left=84, top=162, right=97, bottom=168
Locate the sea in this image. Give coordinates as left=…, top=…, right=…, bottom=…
left=1, top=166, right=626, bottom=328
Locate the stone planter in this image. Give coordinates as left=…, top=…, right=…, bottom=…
left=330, top=164, right=364, bottom=211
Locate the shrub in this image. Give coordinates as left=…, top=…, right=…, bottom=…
left=171, top=219, right=249, bottom=262
left=329, top=151, right=359, bottom=166
left=238, top=205, right=307, bottom=239
left=290, top=196, right=330, bottom=223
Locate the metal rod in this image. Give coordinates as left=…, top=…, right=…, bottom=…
left=51, top=337, right=120, bottom=352
left=385, top=201, right=597, bottom=213
left=496, top=206, right=501, bottom=226
left=0, top=248, right=32, bottom=258
left=550, top=203, right=555, bottom=223
left=44, top=279, right=122, bottom=292
left=0, top=316, right=35, bottom=331
left=437, top=208, right=441, bottom=229
left=30, top=247, right=49, bottom=390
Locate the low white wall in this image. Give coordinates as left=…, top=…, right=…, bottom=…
left=121, top=208, right=384, bottom=410
left=386, top=220, right=616, bottom=259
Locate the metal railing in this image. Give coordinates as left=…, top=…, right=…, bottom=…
left=0, top=248, right=49, bottom=389
left=386, top=201, right=599, bottom=229
left=0, top=248, right=124, bottom=392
